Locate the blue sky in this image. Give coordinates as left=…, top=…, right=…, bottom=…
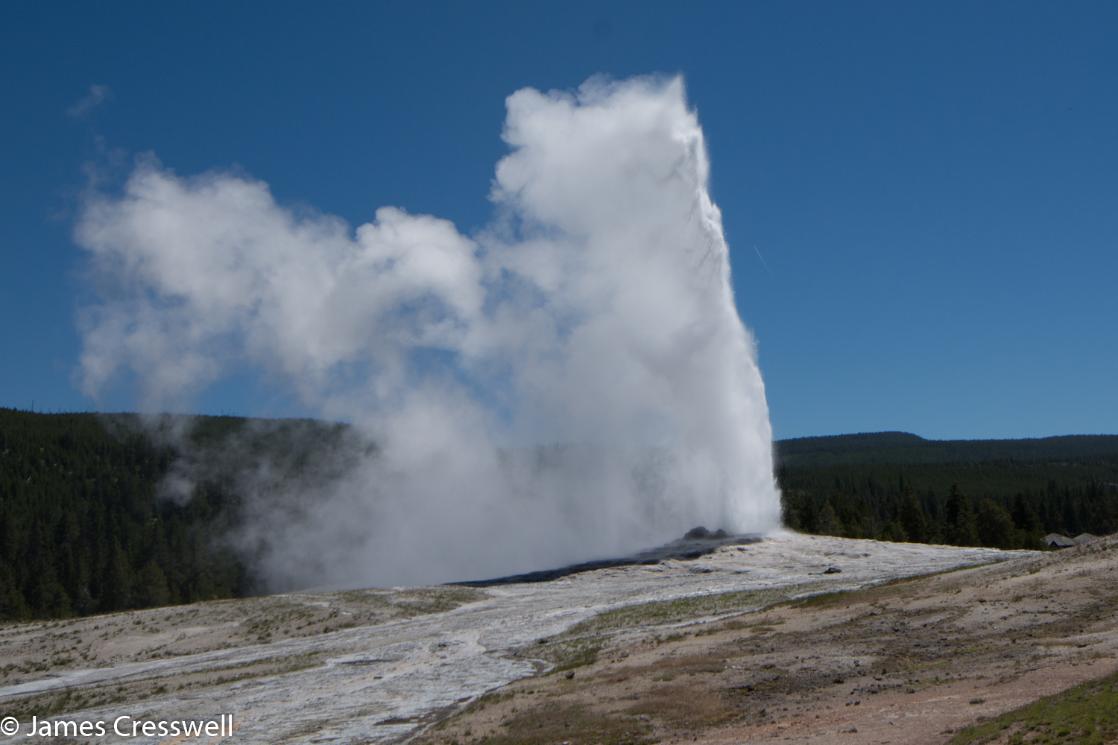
left=1, top=0, right=1115, bottom=440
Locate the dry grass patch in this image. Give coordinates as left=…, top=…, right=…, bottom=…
left=625, top=680, right=740, bottom=729
left=427, top=701, right=654, bottom=745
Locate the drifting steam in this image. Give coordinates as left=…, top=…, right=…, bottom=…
left=75, top=76, right=781, bottom=587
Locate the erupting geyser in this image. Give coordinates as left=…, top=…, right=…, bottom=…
left=75, top=76, right=781, bottom=588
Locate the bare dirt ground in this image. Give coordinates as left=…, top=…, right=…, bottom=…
left=423, top=536, right=1118, bottom=745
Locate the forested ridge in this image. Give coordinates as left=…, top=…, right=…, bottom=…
left=777, top=431, right=1118, bottom=548
left=2, top=409, right=1117, bottom=620
left=0, top=408, right=350, bottom=620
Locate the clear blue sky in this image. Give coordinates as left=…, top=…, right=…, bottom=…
left=1, top=1, right=1115, bottom=440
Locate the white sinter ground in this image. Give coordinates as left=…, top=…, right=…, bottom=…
left=0, top=533, right=1025, bottom=744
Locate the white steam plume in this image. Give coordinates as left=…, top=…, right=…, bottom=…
left=75, top=76, right=781, bottom=588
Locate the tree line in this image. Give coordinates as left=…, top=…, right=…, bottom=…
left=0, top=409, right=254, bottom=620
left=2, top=411, right=1117, bottom=620
left=776, top=432, right=1118, bottom=549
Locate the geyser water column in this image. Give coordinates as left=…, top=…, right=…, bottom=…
left=74, top=75, right=782, bottom=589
left=487, top=77, right=781, bottom=537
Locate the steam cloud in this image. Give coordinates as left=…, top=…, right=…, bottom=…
left=75, top=76, right=781, bottom=588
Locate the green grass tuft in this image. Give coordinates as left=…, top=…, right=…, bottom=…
left=949, top=670, right=1118, bottom=745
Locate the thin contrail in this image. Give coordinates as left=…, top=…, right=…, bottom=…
left=753, top=244, right=773, bottom=276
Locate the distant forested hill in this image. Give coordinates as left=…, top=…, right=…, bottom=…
left=776, top=431, right=1118, bottom=467
left=776, top=432, right=1118, bottom=549
left=2, top=409, right=1117, bottom=620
